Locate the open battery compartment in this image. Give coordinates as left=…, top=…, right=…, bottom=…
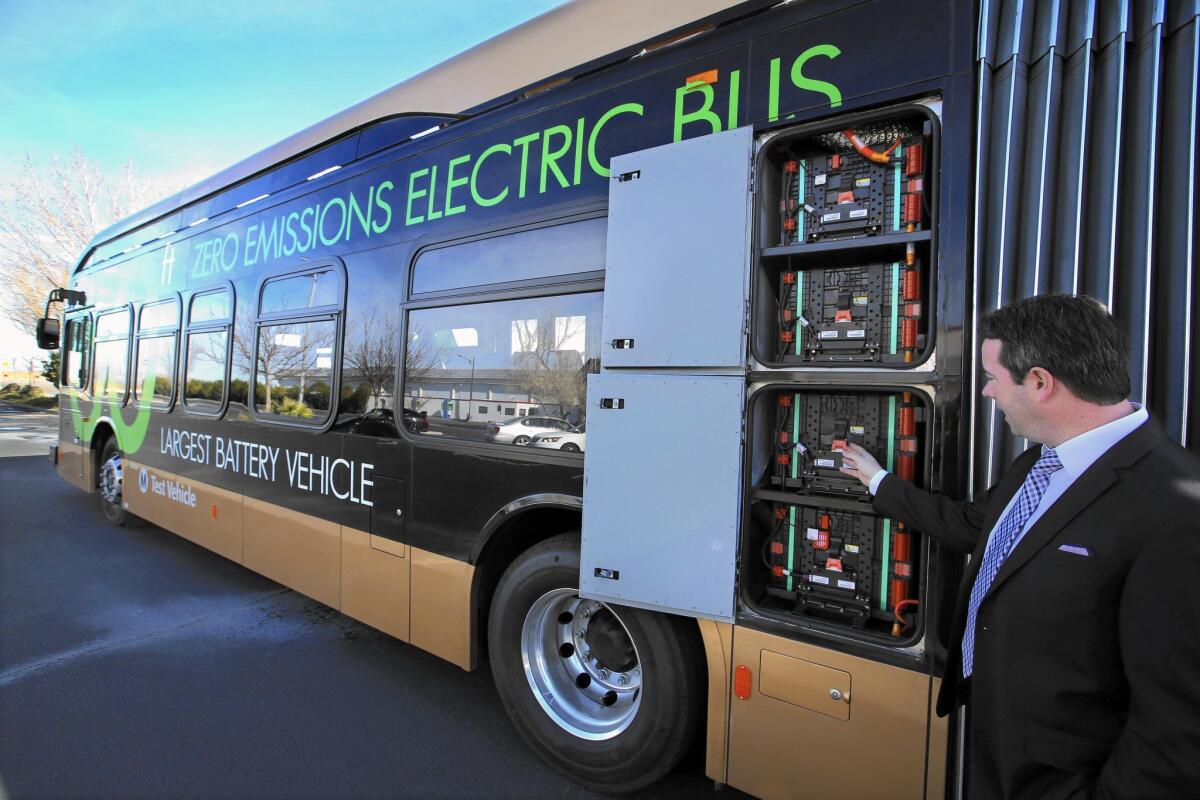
left=743, top=385, right=930, bottom=647
left=753, top=105, right=939, bottom=368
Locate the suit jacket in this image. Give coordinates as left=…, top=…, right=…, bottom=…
left=872, top=418, right=1200, bottom=800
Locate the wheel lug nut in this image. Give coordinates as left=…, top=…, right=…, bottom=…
left=617, top=674, right=629, bottom=685
left=598, top=668, right=609, bottom=679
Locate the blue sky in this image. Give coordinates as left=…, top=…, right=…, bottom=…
left=0, top=0, right=562, bottom=360
left=0, top=0, right=562, bottom=183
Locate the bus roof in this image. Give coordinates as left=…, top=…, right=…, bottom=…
left=82, top=0, right=753, bottom=270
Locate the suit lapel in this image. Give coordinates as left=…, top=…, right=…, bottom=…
left=986, top=465, right=1117, bottom=593
left=985, top=417, right=1162, bottom=596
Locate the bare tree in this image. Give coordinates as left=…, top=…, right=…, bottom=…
left=232, top=317, right=335, bottom=414
left=343, top=310, right=399, bottom=409
left=22, top=355, right=40, bottom=388
left=402, top=321, right=448, bottom=412
left=0, top=152, right=178, bottom=334
left=510, top=315, right=588, bottom=417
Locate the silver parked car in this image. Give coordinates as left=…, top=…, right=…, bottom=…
left=485, top=416, right=580, bottom=445
left=529, top=423, right=586, bottom=453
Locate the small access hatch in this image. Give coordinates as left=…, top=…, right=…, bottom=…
left=601, top=126, right=753, bottom=370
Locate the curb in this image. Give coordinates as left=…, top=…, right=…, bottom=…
left=0, top=398, right=57, bottom=414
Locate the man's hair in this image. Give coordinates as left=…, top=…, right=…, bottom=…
left=979, top=294, right=1130, bottom=404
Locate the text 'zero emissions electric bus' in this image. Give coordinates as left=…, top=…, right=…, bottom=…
left=37, top=1, right=1199, bottom=797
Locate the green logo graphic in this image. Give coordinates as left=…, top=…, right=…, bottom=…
left=68, top=371, right=156, bottom=455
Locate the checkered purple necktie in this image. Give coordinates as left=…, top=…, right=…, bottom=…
left=962, top=447, right=1063, bottom=678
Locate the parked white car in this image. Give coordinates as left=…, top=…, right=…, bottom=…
left=485, top=416, right=579, bottom=445
left=529, top=423, right=586, bottom=453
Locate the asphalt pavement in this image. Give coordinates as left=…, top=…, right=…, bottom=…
left=0, top=403, right=57, bottom=458
left=0, top=453, right=726, bottom=799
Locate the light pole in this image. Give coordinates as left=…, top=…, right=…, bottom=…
left=455, top=354, right=476, bottom=421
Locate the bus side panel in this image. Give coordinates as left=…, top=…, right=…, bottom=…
left=699, top=619, right=734, bottom=785
left=123, top=459, right=178, bottom=532
left=726, top=626, right=936, bottom=800
left=242, top=495, right=341, bottom=609
left=927, top=678, right=949, bottom=799
left=56, top=396, right=91, bottom=492
left=176, top=478, right=244, bottom=564
left=409, top=546, right=474, bottom=670
left=341, top=526, right=410, bottom=642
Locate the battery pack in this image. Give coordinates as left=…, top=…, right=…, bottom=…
left=777, top=261, right=924, bottom=363
left=772, top=391, right=923, bottom=499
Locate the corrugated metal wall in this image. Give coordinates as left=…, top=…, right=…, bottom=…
left=971, top=0, right=1199, bottom=490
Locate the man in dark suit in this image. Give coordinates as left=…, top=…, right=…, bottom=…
left=840, top=295, right=1200, bottom=799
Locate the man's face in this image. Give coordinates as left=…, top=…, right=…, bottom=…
left=980, top=339, right=1036, bottom=439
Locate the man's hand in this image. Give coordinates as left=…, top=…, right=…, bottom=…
left=839, top=443, right=884, bottom=489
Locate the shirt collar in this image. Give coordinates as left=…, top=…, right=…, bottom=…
left=1044, top=403, right=1148, bottom=478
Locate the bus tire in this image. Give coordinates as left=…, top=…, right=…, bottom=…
left=98, top=437, right=143, bottom=528
left=488, top=533, right=703, bottom=793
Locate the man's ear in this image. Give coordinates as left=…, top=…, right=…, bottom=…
left=1026, top=366, right=1055, bottom=400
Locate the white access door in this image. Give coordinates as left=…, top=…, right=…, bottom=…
left=581, top=126, right=756, bottom=621
left=600, top=126, right=753, bottom=370
left=580, top=373, right=744, bottom=621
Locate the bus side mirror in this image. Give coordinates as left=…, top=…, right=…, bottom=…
left=36, top=317, right=60, bottom=350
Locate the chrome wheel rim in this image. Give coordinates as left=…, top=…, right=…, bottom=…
left=100, top=453, right=123, bottom=511
left=520, top=588, right=642, bottom=740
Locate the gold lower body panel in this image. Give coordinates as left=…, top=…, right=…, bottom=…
left=115, top=463, right=472, bottom=670
left=56, top=439, right=90, bottom=492
left=243, top=496, right=342, bottom=608
left=725, top=626, right=939, bottom=800
left=341, top=527, right=409, bottom=642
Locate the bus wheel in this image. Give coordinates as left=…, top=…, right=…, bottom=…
left=98, top=438, right=140, bottom=527
left=488, top=533, right=703, bottom=793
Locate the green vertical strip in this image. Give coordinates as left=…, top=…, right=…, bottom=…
left=795, top=271, right=804, bottom=356
left=890, top=144, right=903, bottom=356
left=787, top=507, right=796, bottom=592
left=892, top=145, right=902, bottom=231
left=890, top=262, right=900, bottom=354
left=886, top=395, right=896, bottom=471
left=797, top=162, right=806, bottom=241
left=881, top=519, right=892, bottom=610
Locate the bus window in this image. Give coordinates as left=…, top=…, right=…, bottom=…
left=189, top=291, right=231, bottom=323
left=134, top=299, right=179, bottom=407
left=183, top=287, right=233, bottom=415
left=412, top=218, right=606, bottom=295
left=253, top=267, right=342, bottom=425
left=62, top=316, right=91, bottom=391
left=254, top=319, right=337, bottom=421
left=403, top=292, right=600, bottom=445
left=135, top=335, right=176, bottom=406
left=138, top=299, right=179, bottom=331
left=92, top=308, right=131, bottom=402
left=260, top=269, right=339, bottom=314
left=185, top=331, right=228, bottom=412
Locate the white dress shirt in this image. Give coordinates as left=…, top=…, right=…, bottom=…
left=869, top=404, right=1148, bottom=554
